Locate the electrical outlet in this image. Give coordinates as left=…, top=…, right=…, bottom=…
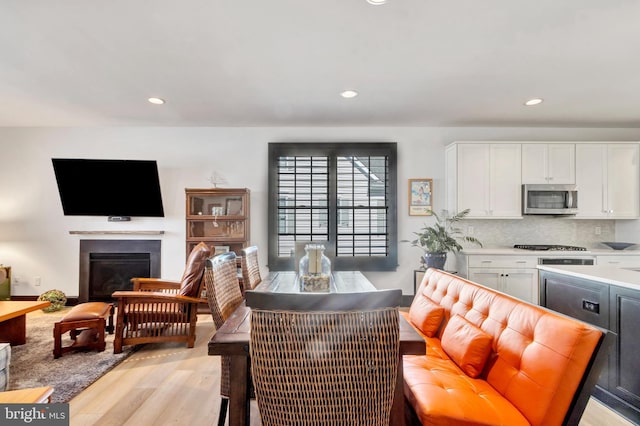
left=467, top=226, right=474, bottom=235
left=595, top=226, right=602, bottom=235
left=34, top=276, right=41, bottom=286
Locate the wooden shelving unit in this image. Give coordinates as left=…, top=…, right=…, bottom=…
left=185, top=188, right=251, bottom=258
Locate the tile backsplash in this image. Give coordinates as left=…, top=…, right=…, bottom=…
left=459, top=217, right=616, bottom=249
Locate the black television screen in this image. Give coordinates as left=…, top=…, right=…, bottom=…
left=52, top=158, right=165, bottom=218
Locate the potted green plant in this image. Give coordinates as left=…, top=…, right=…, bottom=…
left=410, top=208, right=482, bottom=270
left=37, top=289, right=67, bottom=312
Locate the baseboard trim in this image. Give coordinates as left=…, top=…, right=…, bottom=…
left=593, top=386, right=640, bottom=424
left=10, top=295, right=81, bottom=306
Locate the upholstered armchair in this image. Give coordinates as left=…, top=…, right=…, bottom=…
left=112, top=242, right=211, bottom=354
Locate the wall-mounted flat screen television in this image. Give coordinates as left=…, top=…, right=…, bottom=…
left=52, top=158, right=165, bottom=220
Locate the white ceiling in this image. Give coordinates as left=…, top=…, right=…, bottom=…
left=2, top=1, right=640, bottom=127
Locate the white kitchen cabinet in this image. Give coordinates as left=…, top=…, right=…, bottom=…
left=465, top=255, right=538, bottom=304
left=521, top=143, right=575, bottom=184
left=446, top=143, right=521, bottom=219
left=596, top=255, right=640, bottom=267
left=575, top=143, right=639, bottom=219
left=468, top=268, right=538, bottom=304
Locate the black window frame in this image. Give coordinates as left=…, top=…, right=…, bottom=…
left=268, top=142, right=398, bottom=271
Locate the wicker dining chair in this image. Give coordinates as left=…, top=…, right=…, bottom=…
left=204, top=252, right=245, bottom=426
left=245, top=289, right=402, bottom=426
left=239, top=246, right=261, bottom=295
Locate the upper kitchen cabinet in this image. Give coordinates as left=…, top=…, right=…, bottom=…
left=446, top=142, right=522, bottom=219
left=575, top=143, right=639, bottom=219
left=521, top=143, right=575, bottom=184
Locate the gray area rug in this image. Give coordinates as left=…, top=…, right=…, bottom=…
left=8, top=308, right=137, bottom=403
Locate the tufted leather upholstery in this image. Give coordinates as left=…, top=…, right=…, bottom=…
left=403, top=268, right=607, bottom=426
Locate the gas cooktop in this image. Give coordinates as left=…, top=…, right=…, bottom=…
left=513, top=244, right=588, bottom=251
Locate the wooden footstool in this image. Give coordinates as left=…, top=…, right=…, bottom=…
left=53, top=302, right=114, bottom=359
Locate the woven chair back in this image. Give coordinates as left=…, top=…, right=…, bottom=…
left=205, top=252, right=244, bottom=399
left=240, top=246, right=262, bottom=293
left=247, top=290, right=401, bottom=426
left=205, top=252, right=243, bottom=328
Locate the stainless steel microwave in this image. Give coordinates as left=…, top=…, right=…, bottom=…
left=522, top=184, right=578, bottom=215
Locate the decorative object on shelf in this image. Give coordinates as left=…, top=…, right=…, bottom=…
left=409, top=209, right=482, bottom=270
left=208, top=171, right=228, bottom=188
left=408, top=178, right=433, bottom=216
left=37, top=289, right=67, bottom=312
left=209, top=204, right=225, bottom=216
left=225, top=198, right=243, bottom=215
left=299, top=244, right=331, bottom=292
left=214, top=245, right=230, bottom=255
left=209, top=204, right=224, bottom=228
left=601, top=242, right=637, bottom=250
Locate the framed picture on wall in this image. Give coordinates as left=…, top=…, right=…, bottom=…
left=408, top=178, right=433, bottom=216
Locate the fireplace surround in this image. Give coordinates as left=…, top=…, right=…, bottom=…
left=79, top=240, right=161, bottom=303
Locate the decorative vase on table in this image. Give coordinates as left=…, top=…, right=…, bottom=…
left=299, top=244, right=331, bottom=292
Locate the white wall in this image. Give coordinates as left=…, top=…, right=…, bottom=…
left=1, top=126, right=640, bottom=297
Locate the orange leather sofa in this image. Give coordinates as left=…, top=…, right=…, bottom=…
left=402, top=268, right=613, bottom=426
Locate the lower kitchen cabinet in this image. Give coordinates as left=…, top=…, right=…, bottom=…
left=539, top=270, right=640, bottom=423
left=607, top=286, right=640, bottom=416
left=597, top=255, right=640, bottom=267
left=462, top=255, right=538, bottom=304
left=540, top=272, right=610, bottom=390
left=468, top=268, right=538, bottom=304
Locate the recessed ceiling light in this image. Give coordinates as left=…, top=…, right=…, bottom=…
left=341, top=90, right=358, bottom=99
left=367, top=0, right=387, bottom=4
left=524, top=98, right=543, bottom=106
left=148, top=97, right=165, bottom=105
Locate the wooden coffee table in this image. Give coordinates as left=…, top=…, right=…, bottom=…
left=0, top=301, right=51, bottom=345
left=0, top=386, right=54, bottom=403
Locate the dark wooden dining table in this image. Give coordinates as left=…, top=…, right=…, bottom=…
left=208, top=271, right=426, bottom=426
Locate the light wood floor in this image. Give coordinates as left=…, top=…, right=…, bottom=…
left=67, top=313, right=635, bottom=426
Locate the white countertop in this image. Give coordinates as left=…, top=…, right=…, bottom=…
left=537, top=264, right=640, bottom=291
left=461, top=248, right=640, bottom=256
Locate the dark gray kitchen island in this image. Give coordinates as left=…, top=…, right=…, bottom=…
left=539, top=265, right=640, bottom=425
